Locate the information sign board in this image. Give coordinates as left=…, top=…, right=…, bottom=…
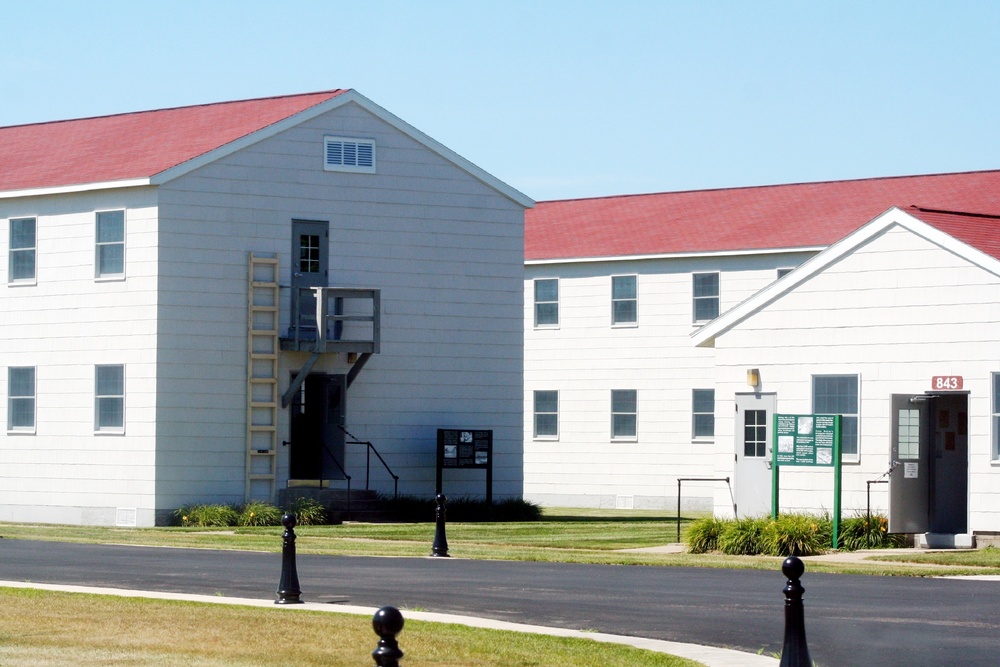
left=774, top=414, right=840, bottom=466
left=436, top=429, right=493, bottom=504
left=438, top=429, right=491, bottom=468
left=772, top=414, right=842, bottom=548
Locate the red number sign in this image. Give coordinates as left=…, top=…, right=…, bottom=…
left=931, top=376, right=963, bottom=391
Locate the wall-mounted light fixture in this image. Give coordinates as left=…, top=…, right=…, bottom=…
left=746, top=368, right=760, bottom=388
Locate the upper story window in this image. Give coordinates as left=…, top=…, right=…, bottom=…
left=7, top=367, right=35, bottom=432
left=813, top=374, right=859, bottom=460
left=324, top=136, right=376, bottom=173
left=96, top=210, right=125, bottom=279
left=992, top=373, right=1000, bottom=461
left=693, top=272, right=720, bottom=322
left=692, top=388, right=715, bottom=439
left=8, top=217, right=36, bottom=283
left=533, top=390, right=558, bottom=439
left=534, top=279, right=559, bottom=327
left=95, top=364, right=125, bottom=432
left=611, top=389, right=637, bottom=440
left=611, top=275, right=637, bottom=325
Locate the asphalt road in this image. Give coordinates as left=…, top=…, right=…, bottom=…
left=1, top=539, right=998, bottom=666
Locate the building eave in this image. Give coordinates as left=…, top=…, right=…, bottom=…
left=0, top=178, right=152, bottom=200
left=525, top=245, right=826, bottom=267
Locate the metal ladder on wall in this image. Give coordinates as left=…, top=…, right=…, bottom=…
left=246, top=252, right=280, bottom=501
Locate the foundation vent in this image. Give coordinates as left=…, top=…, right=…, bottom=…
left=116, top=507, right=137, bottom=527
left=615, top=495, right=635, bottom=510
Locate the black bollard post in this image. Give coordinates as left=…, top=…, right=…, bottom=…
left=275, top=512, right=303, bottom=604
left=779, top=556, right=812, bottom=667
left=430, top=493, right=450, bottom=557
left=371, top=605, right=405, bottom=667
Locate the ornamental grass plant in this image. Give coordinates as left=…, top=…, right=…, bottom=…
left=688, top=512, right=902, bottom=557
left=284, top=497, right=327, bottom=525
left=685, top=516, right=726, bottom=554
left=717, top=517, right=768, bottom=555
left=238, top=501, right=283, bottom=527
left=838, top=513, right=904, bottom=551
left=760, top=514, right=830, bottom=557
left=174, top=503, right=240, bottom=527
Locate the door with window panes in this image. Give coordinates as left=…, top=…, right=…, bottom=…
left=291, top=220, right=329, bottom=336
left=734, top=393, right=775, bottom=517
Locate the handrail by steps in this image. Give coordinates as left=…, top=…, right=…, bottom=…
left=339, top=425, right=399, bottom=500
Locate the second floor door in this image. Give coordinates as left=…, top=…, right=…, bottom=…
left=291, top=219, right=329, bottom=336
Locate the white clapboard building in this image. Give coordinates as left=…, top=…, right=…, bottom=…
left=1, top=90, right=532, bottom=526
left=524, top=172, right=1000, bottom=546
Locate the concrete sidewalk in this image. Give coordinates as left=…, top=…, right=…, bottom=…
left=0, top=579, right=779, bottom=666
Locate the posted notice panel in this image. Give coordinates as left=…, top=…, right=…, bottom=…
left=436, top=429, right=493, bottom=503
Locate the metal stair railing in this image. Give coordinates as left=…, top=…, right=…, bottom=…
left=339, top=425, right=399, bottom=500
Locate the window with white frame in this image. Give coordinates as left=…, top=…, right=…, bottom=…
left=95, top=364, right=125, bottom=432
left=7, top=367, right=35, bottom=431
left=9, top=217, right=36, bottom=283
left=96, top=210, right=125, bottom=278
left=692, top=388, right=715, bottom=439
left=611, top=389, right=637, bottom=439
left=992, top=373, right=1000, bottom=461
left=611, top=275, right=637, bottom=325
left=692, top=272, right=720, bottom=322
left=533, top=390, right=558, bottom=438
left=534, top=279, right=559, bottom=327
left=324, top=136, right=376, bottom=173
left=813, top=375, right=859, bottom=459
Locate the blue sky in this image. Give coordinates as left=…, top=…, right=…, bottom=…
left=4, top=1, right=999, bottom=201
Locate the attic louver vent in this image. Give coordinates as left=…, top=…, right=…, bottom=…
left=324, top=136, right=376, bottom=173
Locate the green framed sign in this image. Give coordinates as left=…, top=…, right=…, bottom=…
left=772, top=414, right=842, bottom=547
left=775, top=414, right=840, bottom=466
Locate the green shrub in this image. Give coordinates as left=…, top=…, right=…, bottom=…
left=686, top=516, right=726, bottom=553
left=718, top=516, right=768, bottom=555
left=490, top=497, right=544, bottom=521
left=284, top=496, right=327, bottom=526
left=838, top=513, right=905, bottom=551
left=377, top=494, right=542, bottom=522
left=173, top=503, right=239, bottom=527
left=237, top=501, right=283, bottom=527
left=761, top=513, right=830, bottom=557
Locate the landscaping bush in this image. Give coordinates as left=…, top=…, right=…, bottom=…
left=174, top=503, right=240, bottom=527
left=284, top=497, right=327, bottom=526
left=838, top=513, right=905, bottom=551
left=378, top=494, right=542, bottom=522
left=761, top=513, right=830, bottom=557
left=717, top=516, right=768, bottom=555
left=237, top=500, right=283, bottom=527
left=685, top=516, right=726, bottom=553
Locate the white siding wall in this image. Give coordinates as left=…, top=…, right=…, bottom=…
left=0, top=188, right=159, bottom=525
left=155, top=101, right=525, bottom=510
left=711, top=225, right=1000, bottom=533
left=524, top=251, right=814, bottom=509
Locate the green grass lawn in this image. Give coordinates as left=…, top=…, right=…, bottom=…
left=1, top=507, right=997, bottom=575
left=0, top=587, right=704, bottom=667
left=867, top=546, right=1000, bottom=567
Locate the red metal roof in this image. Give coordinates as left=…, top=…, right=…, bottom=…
left=526, top=171, right=1000, bottom=261
left=0, top=90, right=348, bottom=193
